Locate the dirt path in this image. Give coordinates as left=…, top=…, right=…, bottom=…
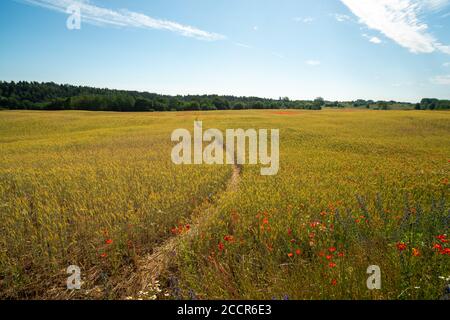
left=119, top=164, right=241, bottom=298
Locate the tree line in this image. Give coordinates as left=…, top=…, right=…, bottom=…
left=415, top=98, right=450, bottom=110
left=0, top=81, right=324, bottom=111
left=0, top=81, right=448, bottom=112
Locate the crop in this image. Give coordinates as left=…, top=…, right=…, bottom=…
left=0, top=109, right=448, bottom=299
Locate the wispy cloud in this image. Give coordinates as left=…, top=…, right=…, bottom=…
left=363, top=33, right=382, bottom=44
left=369, top=36, right=382, bottom=44
left=294, top=17, right=314, bottom=24
left=306, top=60, right=321, bottom=66
left=340, top=0, right=450, bottom=54
left=332, top=13, right=352, bottom=22
left=422, top=0, right=450, bottom=11
left=21, top=0, right=225, bottom=41
left=234, top=42, right=252, bottom=49
left=430, top=74, right=450, bottom=84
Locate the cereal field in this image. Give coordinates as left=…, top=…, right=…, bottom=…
left=0, top=109, right=448, bottom=299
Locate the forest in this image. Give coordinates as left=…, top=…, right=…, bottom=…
left=0, top=81, right=448, bottom=112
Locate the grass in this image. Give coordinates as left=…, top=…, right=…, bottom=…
left=0, top=109, right=448, bottom=299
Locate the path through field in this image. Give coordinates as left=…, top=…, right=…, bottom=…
left=118, top=164, right=241, bottom=298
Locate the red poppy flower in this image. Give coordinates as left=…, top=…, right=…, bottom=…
left=442, top=248, right=450, bottom=255
left=224, top=235, right=234, bottom=242
left=437, top=235, right=448, bottom=243
left=290, top=239, right=296, bottom=243
left=105, top=239, right=113, bottom=245
left=331, top=279, right=337, bottom=286
left=218, top=242, right=225, bottom=251
left=296, top=249, right=301, bottom=255
left=329, top=247, right=336, bottom=253
left=310, top=221, right=321, bottom=228
left=433, top=243, right=443, bottom=251
left=329, top=262, right=337, bottom=268
left=326, top=255, right=333, bottom=260
left=287, top=252, right=294, bottom=258
left=338, top=252, right=345, bottom=257
left=396, top=242, right=407, bottom=251
left=287, top=228, right=292, bottom=235
left=185, top=224, right=191, bottom=231
left=100, top=253, right=107, bottom=258
left=412, top=248, right=420, bottom=257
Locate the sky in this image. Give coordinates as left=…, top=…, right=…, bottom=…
left=0, top=0, right=450, bottom=102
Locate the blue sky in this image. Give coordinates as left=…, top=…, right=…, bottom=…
left=0, top=0, right=450, bottom=102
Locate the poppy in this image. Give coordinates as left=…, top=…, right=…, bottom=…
left=412, top=248, right=421, bottom=257
left=224, top=235, right=234, bottom=242
left=100, top=253, right=107, bottom=258
left=105, top=239, right=113, bottom=245
left=218, top=242, right=225, bottom=251
left=437, top=235, right=448, bottom=243
left=329, top=247, right=336, bottom=253
left=396, top=242, right=407, bottom=251
left=331, top=279, right=337, bottom=286
left=296, top=249, right=301, bottom=255
left=287, top=252, right=294, bottom=258
left=329, top=262, right=337, bottom=268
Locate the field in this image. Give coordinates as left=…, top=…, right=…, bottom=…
left=0, top=109, right=449, bottom=300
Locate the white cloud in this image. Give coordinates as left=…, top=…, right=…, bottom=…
left=443, top=62, right=450, bottom=67
left=306, top=60, right=321, bottom=66
left=430, top=75, right=450, bottom=84
left=333, top=13, right=352, bottom=22
left=294, top=17, right=314, bottom=23
left=234, top=42, right=252, bottom=49
left=363, top=33, right=382, bottom=44
left=340, top=0, right=450, bottom=54
left=369, top=36, right=382, bottom=44
left=421, top=0, right=450, bottom=11
left=22, top=0, right=225, bottom=41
